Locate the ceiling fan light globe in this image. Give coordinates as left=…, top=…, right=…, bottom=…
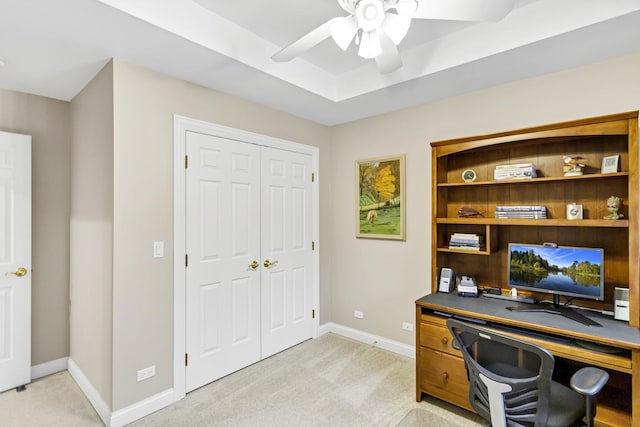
left=358, top=30, right=382, bottom=59
left=364, top=4, right=377, bottom=19
left=330, top=16, right=359, bottom=50
left=356, top=0, right=385, bottom=32
left=382, top=13, right=411, bottom=45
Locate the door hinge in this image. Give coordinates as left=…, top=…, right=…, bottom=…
left=311, top=172, right=315, bottom=182
left=185, top=155, right=188, bottom=169
left=185, top=254, right=189, bottom=267
left=185, top=353, right=188, bottom=366
left=312, top=241, right=315, bottom=251
left=312, top=309, right=315, bottom=319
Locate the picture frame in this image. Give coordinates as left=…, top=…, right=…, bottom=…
left=601, top=154, right=621, bottom=174
left=356, top=154, right=405, bottom=240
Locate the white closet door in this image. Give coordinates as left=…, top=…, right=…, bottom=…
left=260, top=147, right=314, bottom=357
left=185, top=131, right=261, bottom=392
left=0, top=131, right=31, bottom=393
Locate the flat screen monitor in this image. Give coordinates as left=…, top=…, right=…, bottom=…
left=507, top=243, right=604, bottom=302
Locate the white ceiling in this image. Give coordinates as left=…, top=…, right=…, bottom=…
left=1, top=0, right=640, bottom=126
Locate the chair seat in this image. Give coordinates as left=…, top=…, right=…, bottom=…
left=545, top=380, right=585, bottom=427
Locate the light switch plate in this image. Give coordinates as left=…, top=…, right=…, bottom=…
left=153, top=241, right=164, bottom=258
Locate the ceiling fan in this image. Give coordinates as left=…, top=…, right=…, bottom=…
left=271, top=0, right=515, bottom=74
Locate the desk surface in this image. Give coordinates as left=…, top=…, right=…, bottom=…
left=417, top=293, right=640, bottom=350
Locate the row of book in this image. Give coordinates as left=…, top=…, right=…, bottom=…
left=449, top=233, right=485, bottom=251
left=495, top=205, right=547, bottom=219
left=494, top=163, right=537, bottom=181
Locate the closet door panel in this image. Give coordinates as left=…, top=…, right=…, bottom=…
left=261, top=148, right=314, bottom=357
left=185, top=132, right=261, bottom=392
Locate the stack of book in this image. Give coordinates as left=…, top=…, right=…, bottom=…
left=494, top=163, right=537, bottom=181
left=495, top=205, right=547, bottom=219
left=449, top=233, right=486, bottom=251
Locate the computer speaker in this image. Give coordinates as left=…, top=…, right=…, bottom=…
left=438, top=268, right=454, bottom=293
left=614, top=287, right=630, bottom=321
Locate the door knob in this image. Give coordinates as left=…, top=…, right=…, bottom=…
left=263, top=259, right=279, bottom=268
left=248, top=261, right=259, bottom=270
left=5, top=267, right=28, bottom=277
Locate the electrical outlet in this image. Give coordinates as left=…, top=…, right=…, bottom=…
left=402, top=322, right=414, bottom=332
left=354, top=310, right=364, bottom=319
left=137, top=365, right=156, bottom=382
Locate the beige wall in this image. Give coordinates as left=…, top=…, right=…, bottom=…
left=69, top=62, right=115, bottom=406
left=328, top=52, right=640, bottom=345
left=0, top=88, right=71, bottom=366
left=110, top=59, right=332, bottom=409
left=4, top=49, right=640, bottom=415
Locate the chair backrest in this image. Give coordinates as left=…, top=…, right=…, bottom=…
left=446, top=318, right=556, bottom=427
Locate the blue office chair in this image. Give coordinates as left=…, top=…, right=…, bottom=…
left=446, top=318, right=609, bottom=427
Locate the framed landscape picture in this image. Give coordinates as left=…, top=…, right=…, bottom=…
left=356, top=154, right=405, bottom=240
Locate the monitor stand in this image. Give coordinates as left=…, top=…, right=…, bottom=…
left=506, top=295, right=602, bottom=327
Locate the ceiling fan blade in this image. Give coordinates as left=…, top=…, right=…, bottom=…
left=375, top=30, right=402, bottom=74
left=271, top=17, right=343, bottom=62
left=382, top=12, right=412, bottom=45
left=337, top=0, right=356, bottom=14
left=392, top=0, right=419, bottom=17
left=413, top=0, right=515, bottom=22
left=330, top=16, right=359, bottom=51
left=358, top=30, right=382, bottom=59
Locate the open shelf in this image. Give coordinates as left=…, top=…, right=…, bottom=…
left=437, top=171, right=629, bottom=187
left=436, top=218, right=629, bottom=228
left=430, top=111, right=638, bottom=326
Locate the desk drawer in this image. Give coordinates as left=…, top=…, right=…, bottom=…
left=418, top=347, right=471, bottom=410
left=419, top=321, right=460, bottom=356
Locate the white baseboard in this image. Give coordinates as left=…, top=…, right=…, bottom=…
left=110, top=388, right=178, bottom=427
left=68, top=358, right=112, bottom=427
left=319, top=322, right=416, bottom=359
left=67, top=358, right=181, bottom=427
left=31, top=357, right=68, bottom=380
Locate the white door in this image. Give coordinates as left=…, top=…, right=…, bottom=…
left=261, top=148, right=314, bottom=357
left=185, top=131, right=261, bottom=392
left=0, top=131, right=31, bottom=393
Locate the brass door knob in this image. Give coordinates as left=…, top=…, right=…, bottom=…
left=6, top=267, right=28, bottom=277
left=263, top=259, right=279, bottom=268
left=248, top=261, right=259, bottom=270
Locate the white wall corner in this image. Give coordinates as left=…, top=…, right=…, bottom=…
left=31, top=357, right=69, bottom=380
left=67, top=359, right=181, bottom=427
left=319, top=322, right=416, bottom=359
left=67, top=358, right=112, bottom=427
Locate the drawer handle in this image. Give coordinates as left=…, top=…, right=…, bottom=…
left=442, top=372, right=449, bottom=382
left=441, top=337, right=448, bottom=345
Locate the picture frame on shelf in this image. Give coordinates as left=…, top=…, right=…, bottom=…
left=356, top=154, right=405, bottom=240
left=601, top=154, right=621, bottom=174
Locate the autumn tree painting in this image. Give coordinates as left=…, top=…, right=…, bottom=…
left=356, top=155, right=405, bottom=240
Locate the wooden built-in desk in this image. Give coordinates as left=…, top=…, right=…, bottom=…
left=416, top=293, right=640, bottom=426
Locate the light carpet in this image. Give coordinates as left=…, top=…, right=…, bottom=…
left=0, top=367, right=101, bottom=426
left=0, top=333, right=483, bottom=426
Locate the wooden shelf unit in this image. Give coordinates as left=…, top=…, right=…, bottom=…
left=430, top=111, right=639, bottom=323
